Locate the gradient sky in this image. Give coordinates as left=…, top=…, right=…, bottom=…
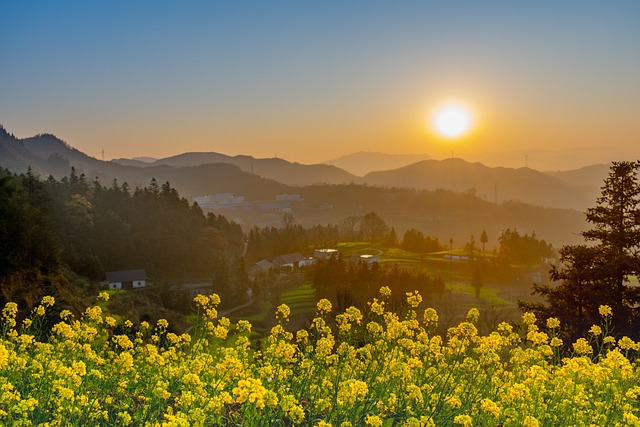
left=2, top=1, right=640, bottom=168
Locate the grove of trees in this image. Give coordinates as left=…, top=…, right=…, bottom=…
left=0, top=168, right=246, bottom=308
left=521, top=161, right=640, bottom=340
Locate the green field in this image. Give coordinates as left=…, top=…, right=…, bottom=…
left=279, top=282, right=317, bottom=317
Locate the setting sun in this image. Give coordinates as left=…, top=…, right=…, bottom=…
left=432, top=103, right=473, bottom=138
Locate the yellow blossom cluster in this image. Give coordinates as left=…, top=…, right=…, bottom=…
left=0, top=293, right=639, bottom=426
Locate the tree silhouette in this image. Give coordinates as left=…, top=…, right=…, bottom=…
left=521, top=161, right=640, bottom=339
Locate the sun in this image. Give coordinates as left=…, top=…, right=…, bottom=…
left=432, top=103, right=473, bottom=138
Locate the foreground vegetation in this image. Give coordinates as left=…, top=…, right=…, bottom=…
left=2, top=290, right=640, bottom=426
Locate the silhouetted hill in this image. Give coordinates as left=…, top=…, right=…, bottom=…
left=128, top=152, right=359, bottom=186
left=466, top=147, right=628, bottom=171
left=144, top=163, right=290, bottom=200
left=323, top=151, right=431, bottom=176
left=0, top=124, right=591, bottom=247
left=0, top=127, right=291, bottom=199
left=361, top=158, right=594, bottom=210
left=2, top=124, right=609, bottom=212
left=0, top=126, right=49, bottom=173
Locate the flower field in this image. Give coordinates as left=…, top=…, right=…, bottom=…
left=1, top=289, right=640, bottom=426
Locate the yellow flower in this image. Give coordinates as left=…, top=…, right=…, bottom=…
left=453, top=414, right=472, bottom=427
left=276, top=304, right=291, bottom=321
left=365, top=415, right=383, bottom=427
left=523, top=416, right=540, bottom=427
left=42, top=295, right=55, bottom=306
left=337, top=379, right=368, bottom=406
left=406, top=291, right=422, bottom=308
left=237, top=319, right=252, bottom=332
left=573, top=338, right=593, bottom=355
left=0, top=344, right=9, bottom=368
left=466, top=308, right=480, bottom=323
left=296, top=329, right=309, bottom=343
left=550, top=337, right=563, bottom=347
left=105, top=317, right=116, bottom=328
left=97, top=291, right=109, bottom=302
left=423, top=308, right=439, bottom=325
left=157, top=319, right=169, bottom=329
left=113, top=335, right=134, bottom=350
left=546, top=317, right=560, bottom=329
left=599, top=305, right=612, bottom=317
left=379, top=286, right=392, bottom=297
left=589, top=325, right=602, bottom=336
left=317, top=299, right=332, bottom=314
left=480, top=398, right=501, bottom=417
left=522, top=312, right=537, bottom=326
left=85, top=306, right=103, bottom=322
left=618, top=336, right=637, bottom=351
left=369, top=298, right=385, bottom=316
left=193, top=293, right=209, bottom=307
left=232, top=378, right=267, bottom=409
left=445, top=395, right=462, bottom=409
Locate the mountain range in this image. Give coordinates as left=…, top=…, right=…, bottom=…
left=0, top=125, right=610, bottom=211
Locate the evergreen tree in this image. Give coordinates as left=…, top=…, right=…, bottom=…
left=582, top=161, right=640, bottom=326
left=480, top=229, right=488, bottom=255
left=521, top=161, right=640, bottom=339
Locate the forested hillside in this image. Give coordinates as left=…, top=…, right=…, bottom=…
left=0, top=167, right=245, bottom=310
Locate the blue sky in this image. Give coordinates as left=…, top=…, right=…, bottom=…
left=2, top=1, right=639, bottom=168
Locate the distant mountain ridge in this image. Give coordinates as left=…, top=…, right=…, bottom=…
left=0, top=124, right=610, bottom=211
left=360, top=158, right=597, bottom=210
left=112, top=151, right=358, bottom=186
left=323, top=151, right=432, bottom=176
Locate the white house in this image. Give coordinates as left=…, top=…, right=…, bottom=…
left=105, top=269, right=147, bottom=290
left=357, top=254, right=380, bottom=264
left=314, top=249, right=339, bottom=260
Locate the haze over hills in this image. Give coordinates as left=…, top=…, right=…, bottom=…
left=323, top=151, right=432, bottom=176
left=0, top=124, right=611, bottom=213
left=112, top=152, right=358, bottom=186
left=361, top=159, right=600, bottom=210
left=451, top=146, right=629, bottom=172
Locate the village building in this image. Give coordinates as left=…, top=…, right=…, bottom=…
left=314, top=248, right=339, bottom=260
left=272, top=252, right=306, bottom=269
left=248, top=259, right=273, bottom=279
left=351, top=254, right=380, bottom=264
left=193, top=193, right=251, bottom=211
left=105, top=269, right=147, bottom=290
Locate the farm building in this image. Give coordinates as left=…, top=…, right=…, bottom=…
left=248, top=259, right=273, bottom=279
left=105, top=269, right=147, bottom=290
left=314, top=249, right=339, bottom=260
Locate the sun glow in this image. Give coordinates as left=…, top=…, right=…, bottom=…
left=431, top=103, right=473, bottom=138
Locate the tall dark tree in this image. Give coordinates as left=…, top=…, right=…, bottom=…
left=521, top=161, right=640, bottom=339
left=480, top=229, right=488, bottom=255
left=582, top=161, right=640, bottom=325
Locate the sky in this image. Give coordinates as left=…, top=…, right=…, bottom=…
left=2, top=1, right=640, bottom=169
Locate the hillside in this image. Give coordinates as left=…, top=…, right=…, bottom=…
left=0, top=125, right=594, bottom=247
left=323, top=151, right=431, bottom=176
left=116, top=152, right=359, bottom=186
left=361, top=158, right=595, bottom=210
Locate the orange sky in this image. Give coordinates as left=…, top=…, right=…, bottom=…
left=2, top=2, right=639, bottom=170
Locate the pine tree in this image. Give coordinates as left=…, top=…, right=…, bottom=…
left=581, top=161, right=640, bottom=326
left=521, top=161, right=640, bottom=338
